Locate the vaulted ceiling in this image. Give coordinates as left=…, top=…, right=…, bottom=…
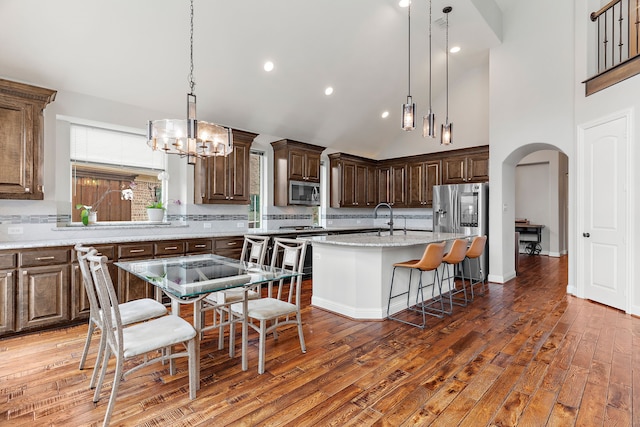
left=0, top=0, right=513, bottom=159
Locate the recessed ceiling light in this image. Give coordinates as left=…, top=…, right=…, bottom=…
left=450, top=46, right=461, bottom=53
left=263, top=61, right=274, bottom=72
left=324, top=86, right=334, bottom=96
left=381, top=111, right=390, bottom=119
left=398, top=0, right=410, bottom=7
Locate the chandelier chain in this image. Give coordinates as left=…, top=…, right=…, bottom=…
left=408, top=1, right=411, bottom=94
left=189, top=0, right=195, bottom=94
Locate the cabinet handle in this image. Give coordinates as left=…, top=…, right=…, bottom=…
left=164, top=246, right=179, bottom=250
left=227, top=242, right=238, bottom=246
left=36, top=256, right=55, bottom=261
left=230, top=197, right=234, bottom=200
left=7, top=272, right=12, bottom=277
left=129, top=249, right=145, bottom=253
left=23, top=271, right=27, bottom=276
left=194, top=244, right=206, bottom=248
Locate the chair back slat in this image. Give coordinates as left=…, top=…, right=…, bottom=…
left=269, top=237, right=307, bottom=307
left=75, top=244, right=101, bottom=322
left=87, top=254, right=123, bottom=357
left=241, top=235, right=270, bottom=265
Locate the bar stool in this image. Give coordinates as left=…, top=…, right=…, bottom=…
left=387, top=241, right=446, bottom=329
left=464, top=235, right=487, bottom=300
left=439, top=239, right=470, bottom=312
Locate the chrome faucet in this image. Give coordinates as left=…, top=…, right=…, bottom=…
left=373, top=202, right=394, bottom=235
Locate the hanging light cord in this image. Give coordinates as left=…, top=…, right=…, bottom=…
left=445, top=9, right=449, bottom=121
left=428, top=0, right=432, bottom=109
left=188, top=0, right=195, bottom=94
left=407, top=1, right=411, bottom=96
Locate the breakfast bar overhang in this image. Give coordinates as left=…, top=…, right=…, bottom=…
left=306, top=231, right=468, bottom=320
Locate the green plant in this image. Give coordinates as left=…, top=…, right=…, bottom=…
left=146, top=201, right=165, bottom=210
left=76, top=204, right=91, bottom=226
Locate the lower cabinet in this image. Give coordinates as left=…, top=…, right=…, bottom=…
left=214, top=236, right=244, bottom=259
left=0, top=269, right=15, bottom=334
left=118, top=243, right=155, bottom=303
left=17, top=264, right=70, bottom=331
left=71, top=244, right=116, bottom=320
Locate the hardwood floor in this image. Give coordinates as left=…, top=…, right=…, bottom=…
left=1, top=254, right=638, bottom=426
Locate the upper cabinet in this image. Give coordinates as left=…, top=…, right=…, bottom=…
left=407, top=159, right=441, bottom=207
left=194, top=129, right=257, bottom=205
left=377, top=161, right=407, bottom=208
left=329, top=153, right=377, bottom=208
left=0, top=79, right=56, bottom=200
left=271, top=139, right=325, bottom=206
left=442, top=148, right=489, bottom=184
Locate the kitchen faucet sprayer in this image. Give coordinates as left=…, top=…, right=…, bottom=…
left=373, top=203, right=394, bottom=236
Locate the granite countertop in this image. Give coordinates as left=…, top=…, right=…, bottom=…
left=303, top=231, right=468, bottom=248
left=0, top=225, right=430, bottom=250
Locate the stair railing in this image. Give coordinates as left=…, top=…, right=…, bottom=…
left=591, top=0, right=639, bottom=73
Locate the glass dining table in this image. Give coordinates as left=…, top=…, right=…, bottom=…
left=115, top=253, right=301, bottom=379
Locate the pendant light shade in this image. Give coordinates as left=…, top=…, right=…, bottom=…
left=147, top=0, right=233, bottom=164
left=401, top=1, right=415, bottom=131
left=441, top=6, right=453, bottom=145
left=423, top=0, right=436, bottom=139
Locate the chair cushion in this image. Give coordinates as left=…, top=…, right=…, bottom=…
left=122, top=315, right=196, bottom=358
left=231, top=298, right=297, bottom=321
left=204, top=289, right=259, bottom=305
left=119, top=298, right=167, bottom=325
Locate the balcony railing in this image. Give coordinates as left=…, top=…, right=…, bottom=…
left=584, top=0, right=640, bottom=95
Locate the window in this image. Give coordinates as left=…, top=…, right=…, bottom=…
left=248, top=150, right=263, bottom=229
left=70, top=124, right=166, bottom=223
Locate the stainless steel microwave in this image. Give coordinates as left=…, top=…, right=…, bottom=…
left=289, top=180, right=320, bottom=205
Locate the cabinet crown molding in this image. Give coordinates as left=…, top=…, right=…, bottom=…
left=0, top=78, right=56, bottom=105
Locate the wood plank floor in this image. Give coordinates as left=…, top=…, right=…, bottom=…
left=1, top=254, right=638, bottom=426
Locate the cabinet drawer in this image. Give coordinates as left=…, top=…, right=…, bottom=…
left=118, top=244, right=153, bottom=259
left=20, top=248, right=70, bottom=267
left=186, top=239, right=213, bottom=254
left=154, top=241, right=186, bottom=256
left=0, top=253, right=17, bottom=269
left=214, top=236, right=244, bottom=251
left=92, top=245, right=116, bottom=261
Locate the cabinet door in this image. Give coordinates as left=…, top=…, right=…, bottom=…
left=364, top=165, right=377, bottom=207
left=118, top=244, right=155, bottom=303
left=442, top=157, right=467, bottom=184
left=205, top=155, right=229, bottom=202
left=390, top=164, right=406, bottom=207
left=305, top=152, right=321, bottom=182
left=377, top=167, right=391, bottom=204
left=340, top=161, right=356, bottom=207
left=228, top=142, right=250, bottom=202
left=71, top=261, right=117, bottom=320
left=17, top=264, right=69, bottom=331
left=424, top=161, right=441, bottom=207
left=466, top=153, right=489, bottom=183
left=214, top=236, right=244, bottom=259
left=354, top=163, right=368, bottom=207
left=407, top=163, right=425, bottom=207
left=0, top=270, right=15, bottom=334
left=288, top=149, right=307, bottom=181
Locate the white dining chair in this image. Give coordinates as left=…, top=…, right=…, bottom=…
left=199, top=235, right=270, bottom=354
left=75, top=244, right=167, bottom=388
left=230, top=237, right=307, bottom=374
left=87, top=253, right=197, bottom=427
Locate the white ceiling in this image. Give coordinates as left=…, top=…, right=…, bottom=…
left=0, top=0, right=512, bottom=159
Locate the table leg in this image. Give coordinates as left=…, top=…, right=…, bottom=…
left=193, top=299, right=202, bottom=388
left=242, top=288, right=248, bottom=371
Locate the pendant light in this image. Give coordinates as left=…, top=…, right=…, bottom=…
left=422, top=0, right=436, bottom=138
left=441, top=6, right=453, bottom=145
left=401, top=1, right=415, bottom=131
left=147, top=0, right=233, bottom=165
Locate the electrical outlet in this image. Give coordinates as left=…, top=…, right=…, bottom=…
left=237, top=222, right=244, bottom=228
left=203, top=223, right=212, bottom=229
left=328, top=220, right=333, bottom=225
left=8, top=226, right=23, bottom=235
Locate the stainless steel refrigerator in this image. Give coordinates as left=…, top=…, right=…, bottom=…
left=433, top=182, right=489, bottom=280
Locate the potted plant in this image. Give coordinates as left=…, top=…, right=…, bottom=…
left=146, top=201, right=165, bottom=222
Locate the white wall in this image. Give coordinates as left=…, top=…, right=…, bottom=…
left=488, top=0, right=575, bottom=284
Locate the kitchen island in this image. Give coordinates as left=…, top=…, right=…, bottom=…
left=305, top=231, right=468, bottom=320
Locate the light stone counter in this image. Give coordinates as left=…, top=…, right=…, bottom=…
left=306, top=231, right=470, bottom=320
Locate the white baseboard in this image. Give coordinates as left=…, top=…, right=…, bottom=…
left=488, top=271, right=516, bottom=284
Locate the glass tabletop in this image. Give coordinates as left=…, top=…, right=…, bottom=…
left=115, top=253, right=300, bottom=298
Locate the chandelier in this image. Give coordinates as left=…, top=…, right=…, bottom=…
left=147, top=0, right=233, bottom=164
left=401, top=0, right=415, bottom=131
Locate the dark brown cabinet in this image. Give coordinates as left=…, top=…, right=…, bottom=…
left=0, top=79, right=56, bottom=200
left=407, top=160, right=441, bottom=207
left=195, top=130, right=257, bottom=205
left=213, top=236, right=244, bottom=259
left=272, top=139, right=325, bottom=206
left=442, top=150, right=489, bottom=184
left=0, top=253, right=16, bottom=334
left=17, top=248, right=71, bottom=331
left=71, top=244, right=116, bottom=320
left=117, top=243, right=155, bottom=303
left=329, top=153, right=377, bottom=208
left=378, top=162, right=406, bottom=207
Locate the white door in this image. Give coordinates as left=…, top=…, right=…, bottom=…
left=580, top=115, right=628, bottom=310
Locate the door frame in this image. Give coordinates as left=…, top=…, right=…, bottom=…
left=575, top=108, right=634, bottom=313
